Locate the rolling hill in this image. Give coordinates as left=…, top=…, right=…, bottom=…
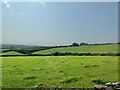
left=1, top=51, right=24, bottom=55
left=32, top=44, right=119, bottom=54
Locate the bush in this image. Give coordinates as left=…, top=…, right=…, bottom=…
left=92, top=78, right=106, bottom=84
left=80, top=42, right=89, bottom=46
left=51, top=52, right=60, bottom=56
left=71, top=43, right=79, bottom=46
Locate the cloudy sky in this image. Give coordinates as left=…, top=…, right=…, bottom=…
left=2, top=2, right=118, bottom=46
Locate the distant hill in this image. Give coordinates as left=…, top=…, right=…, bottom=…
left=1, top=43, right=119, bottom=56
left=1, top=44, right=47, bottom=49
left=1, top=51, right=24, bottom=55
left=0, top=44, right=53, bottom=55
left=32, top=43, right=119, bottom=54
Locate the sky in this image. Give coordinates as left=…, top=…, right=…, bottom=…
left=0, top=2, right=2, bottom=45
left=2, top=2, right=118, bottom=46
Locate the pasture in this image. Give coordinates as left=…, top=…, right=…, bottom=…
left=32, top=44, right=118, bottom=54
left=2, top=51, right=23, bottom=55
left=2, top=56, right=118, bottom=88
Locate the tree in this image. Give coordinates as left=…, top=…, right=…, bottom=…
left=72, top=43, right=79, bottom=46
left=52, top=52, right=60, bottom=56
left=80, top=42, right=88, bottom=46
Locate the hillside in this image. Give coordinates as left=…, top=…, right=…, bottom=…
left=1, top=51, right=24, bottom=55
left=32, top=44, right=119, bottom=55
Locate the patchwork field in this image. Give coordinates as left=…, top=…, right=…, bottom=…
left=32, top=44, right=118, bottom=54
left=2, top=56, right=118, bottom=88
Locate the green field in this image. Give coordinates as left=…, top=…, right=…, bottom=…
left=2, top=56, right=118, bottom=88
left=32, top=44, right=118, bottom=54
left=2, top=51, right=23, bottom=55
left=0, top=49, right=9, bottom=53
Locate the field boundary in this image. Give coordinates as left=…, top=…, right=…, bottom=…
left=1, top=52, right=120, bottom=57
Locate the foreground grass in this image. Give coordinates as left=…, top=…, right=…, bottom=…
left=2, top=56, right=118, bottom=88
left=32, top=44, right=118, bottom=54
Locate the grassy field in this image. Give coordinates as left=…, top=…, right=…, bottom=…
left=0, top=49, right=9, bottom=53
left=32, top=44, right=118, bottom=54
left=1, top=51, right=23, bottom=55
left=2, top=56, right=118, bottom=88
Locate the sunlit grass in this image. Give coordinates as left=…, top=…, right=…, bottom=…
left=2, top=56, right=118, bottom=88
left=32, top=44, right=119, bottom=54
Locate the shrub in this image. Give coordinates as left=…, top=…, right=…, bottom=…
left=92, top=78, right=106, bottom=84
left=71, top=43, right=79, bottom=46
left=80, top=42, right=89, bottom=46
left=51, top=52, right=60, bottom=56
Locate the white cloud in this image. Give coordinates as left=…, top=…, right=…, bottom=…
left=3, top=0, right=10, bottom=8
left=6, top=4, right=10, bottom=8
left=4, top=0, right=8, bottom=4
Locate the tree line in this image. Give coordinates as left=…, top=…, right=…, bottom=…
left=1, top=42, right=119, bottom=55
left=1, top=52, right=120, bottom=57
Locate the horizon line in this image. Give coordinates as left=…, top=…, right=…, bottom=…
left=1, top=41, right=119, bottom=46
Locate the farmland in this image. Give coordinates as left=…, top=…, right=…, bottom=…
left=2, top=51, right=23, bottom=55
left=32, top=44, right=118, bottom=55
left=2, top=56, right=118, bottom=88
left=2, top=1, right=119, bottom=88
left=1, top=43, right=119, bottom=88
left=1, top=44, right=119, bottom=56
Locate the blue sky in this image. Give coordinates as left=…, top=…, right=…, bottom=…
left=2, top=2, right=118, bottom=46
left=0, top=2, right=2, bottom=45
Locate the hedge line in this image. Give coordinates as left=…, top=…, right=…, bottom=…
left=1, top=52, right=120, bottom=57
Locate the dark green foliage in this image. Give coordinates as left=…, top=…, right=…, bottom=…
left=92, top=78, right=106, bottom=84
left=23, top=76, right=36, bottom=80
left=51, top=52, right=60, bottom=56
left=80, top=42, right=89, bottom=46
left=71, top=43, right=79, bottom=46
left=2, top=50, right=12, bottom=53
left=1, top=52, right=119, bottom=57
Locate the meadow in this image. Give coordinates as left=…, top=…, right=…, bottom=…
left=2, top=56, right=118, bottom=88
left=2, top=51, right=23, bottom=55
left=32, top=44, right=118, bottom=55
